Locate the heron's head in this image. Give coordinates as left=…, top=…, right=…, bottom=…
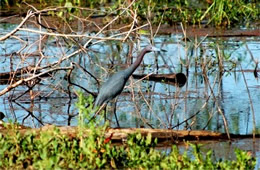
left=145, top=45, right=160, bottom=53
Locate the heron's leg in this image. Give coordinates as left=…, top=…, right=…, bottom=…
left=113, top=97, right=120, bottom=127
left=104, top=105, right=107, bottom=122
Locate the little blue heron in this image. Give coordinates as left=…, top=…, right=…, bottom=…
left=94, top=45, right=160, bottom=107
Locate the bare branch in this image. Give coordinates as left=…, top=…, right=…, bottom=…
left=18, top=28, right=124, bottom=41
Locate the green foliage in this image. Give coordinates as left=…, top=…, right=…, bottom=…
left=0, top=129, right=256, bottom=169
left=0, top=93, right=256, bottom=169
left=216, top=149, right=256, bottom=169
left=133, top=0, right=258, bottom=27
left=200, top=0, right=258, bottom=27
left=75, top=92, right=95, bottom=128
left=1, top=0, right=258, bottom=27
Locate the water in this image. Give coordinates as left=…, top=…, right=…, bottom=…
left=0, top=24, right=259, bottom=132
left=0, top=23, right=259, bottom=167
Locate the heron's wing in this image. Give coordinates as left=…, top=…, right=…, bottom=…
left=95, top=71, right=128, bottom=106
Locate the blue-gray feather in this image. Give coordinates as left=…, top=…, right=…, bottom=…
left=94, top=70, right=128, bottom=106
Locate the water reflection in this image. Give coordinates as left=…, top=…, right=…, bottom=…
left=0, top=23, right=259, bottom=136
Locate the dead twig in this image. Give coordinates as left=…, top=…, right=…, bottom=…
left=240, top=64, right=256, bottom=140
left=72, top=62, right=100, bottom=88
left=203, top=69, right=230, bottom=140
left=83, top=0, right=137, bottom=49
left=67, top=64, right=97, bottom=97
left=123, top=9, right=137, bottom=42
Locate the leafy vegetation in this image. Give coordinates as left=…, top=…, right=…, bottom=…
left=134, top=0, right=258, bottom=27
left=1, top=0, right=259, bottom=27
left=0, top=93, right=256, bottom=169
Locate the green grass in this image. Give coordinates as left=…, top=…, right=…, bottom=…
left=1, top=0, right=259, bottom=27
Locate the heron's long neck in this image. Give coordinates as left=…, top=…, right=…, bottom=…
left=125, top=49, right=147, bottom=78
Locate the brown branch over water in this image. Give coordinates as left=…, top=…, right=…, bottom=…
left=0, top=66, right=73, bottom=96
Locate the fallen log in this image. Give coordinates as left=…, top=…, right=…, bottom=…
left=0, top=124, right=258, bottom=145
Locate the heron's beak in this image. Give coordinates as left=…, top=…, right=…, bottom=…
left=152, top=46, right=167, bottom=53
left=160, top=48, right=167, bottom=52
